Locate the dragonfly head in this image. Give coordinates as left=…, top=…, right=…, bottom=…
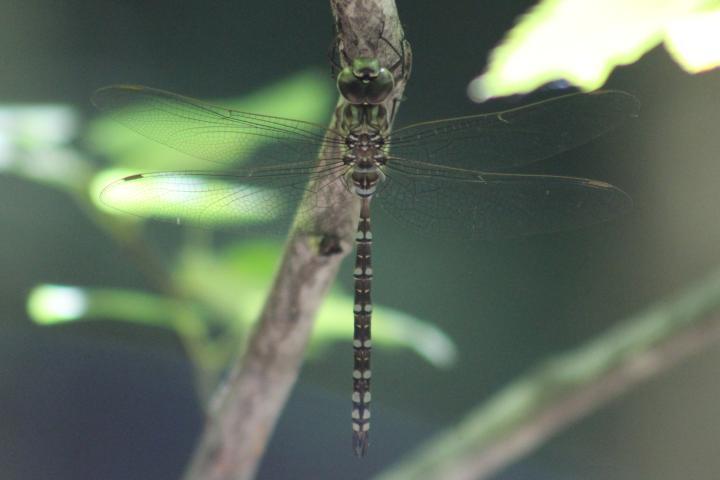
left=337, top=57, right=395, bottom=105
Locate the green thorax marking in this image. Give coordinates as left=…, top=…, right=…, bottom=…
left=337, top=103, right=390, bottom=136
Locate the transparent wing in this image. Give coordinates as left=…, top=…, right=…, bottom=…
left=375, top=159, right=630, bottom=239
left=91, top=85, right=344, bottom=167
left=388, top=90, right=639, bottom=172
left=100, top=161, right=351, bottom=231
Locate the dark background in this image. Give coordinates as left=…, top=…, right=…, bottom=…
left=2, top=1, right=720, bottom=479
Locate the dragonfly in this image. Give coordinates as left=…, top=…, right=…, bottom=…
left=92, top=55, right=637, bottom=457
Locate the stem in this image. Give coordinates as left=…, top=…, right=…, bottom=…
left=182, top=2, right=409, bottom=479
left=374, top=266, right=720, bottom=480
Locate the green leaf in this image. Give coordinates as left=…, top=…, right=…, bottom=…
left=27, top=284, right=188, bottom=326
left=470, top=0, right=720, bottom=100
left=665, top=8, right=720, bottom=73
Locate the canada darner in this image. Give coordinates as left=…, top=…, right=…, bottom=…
left=92, top=54, right=636, bottom=457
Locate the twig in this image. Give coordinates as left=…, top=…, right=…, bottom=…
left=182, top=1, right=409, bottom=479
left=374, top=266, right=720, bottom=480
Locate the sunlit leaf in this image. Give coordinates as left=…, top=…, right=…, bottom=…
left=86, top=69, right=335, bottom=170
left=27, top=284, right=187, bottom=326
left=28, top=285, right=89, bottom=324
left=665, top=9, right=720, bottom=73
left=470, top=0, right=720, bottom=100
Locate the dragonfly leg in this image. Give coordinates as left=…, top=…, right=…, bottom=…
left=378, top=34, right=409, bottom=80
left=328, top=34, right=345, bottom=78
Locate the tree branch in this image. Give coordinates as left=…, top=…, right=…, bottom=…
left=375, top=267, right=720, bottom=480
left=182, top=1, right=409, bottom=479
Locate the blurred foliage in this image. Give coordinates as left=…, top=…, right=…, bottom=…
left=26, top=241, right=457, bottom=375
left=377, top=264, right=720, bottom=480
left=0, top=105, right=92, bottom=192
left=470, top=0, right=720, bottom=100
left=4, top=69, right=457, bottom=404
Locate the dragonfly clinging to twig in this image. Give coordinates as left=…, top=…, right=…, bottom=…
left=92, top=40, right=637, bottom=457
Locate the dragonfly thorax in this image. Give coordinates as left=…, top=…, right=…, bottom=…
left=342, top=132, right=387, bottom=198
left=338, top=103, right=389, bottom=135
left=335, top=83, right=390, bottom=199
left=345, top=132, right=384, bottom=153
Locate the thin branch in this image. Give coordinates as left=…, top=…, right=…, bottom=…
left=181, top=1, right=410, bottom=479
left=375, top=266, right=720, bottom=480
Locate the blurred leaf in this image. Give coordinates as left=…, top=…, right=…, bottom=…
left=0, top=105, right=78, bottom=148
left=27, top=284, right=216, bottom=382
left=176, top=240, right=458, bottom=368
left=665, top=9, right=720, bottom=73
left=28, top=239, right=457, bottom=382
left=86, top=69, right=335, bottom=170
left=174, top=241, right=275, bottom=325
left=27, top=284, right=189, bottom=326
left=375, top=261, right=720, bottom=480
left=0, top=105, right=91, bottom=192
left=470, top=0, right=720, bottom=100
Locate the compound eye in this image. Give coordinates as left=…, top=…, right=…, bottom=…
left=364, top=68, right=394, bottom=104
left=337, top=67, right=365, bottom=103
left=336, top=61, right=395, bottom=105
